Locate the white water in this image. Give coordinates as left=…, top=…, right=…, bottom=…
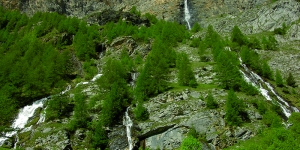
left=123, top=107, right=133, bottom=150
left=130, top=72, right=139, bottom=88
left=0, top=97, right=47, bottom=146
left=184, top=0, right=191, bottom=30
left=239, top=57, right=299, bottom=118
left=0, top=84, right=73, bottom=146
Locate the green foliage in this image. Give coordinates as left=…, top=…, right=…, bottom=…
left=286, top=72, right=297, bottom=87
left=72, top=92, right=89, bottom=129
left=191, top=22, right=201, bottom=33
left=130, top=6, right=141, bottom=17
left=135, top=39, right=175, bottom=98
left=0, top=93, right=16, bottom=131
left=134, top=102, right=149, bottom=121
left=83, top=60, right=98, bottom=80
left=180, top=136, right=202, bottom=150
left=45, top=94, right=70, bottom=121
left=229, top=127, right=300, bottom=150
left=274, top=23, right=288, bottom=35
left=248, top=37, right=262, bottom=49
left=262, top=61, right=273, bottom=80
left=187, top=127, right=198, bottom=138
left=289, top=113, right=300, bottom=134
left=215, top=51, right=242, bottom=90
left=190, top=37, right=201, bottom=48
left=275, top=69, right=284, bottom=87
left=120, top=48, right=135, bottom=72
left=261, top=35, right=278, bottom=50
left=97, top=58, right=131, bottom=126
left=143, top=13, right=158, bottom=24
left=205, top=25, right=222, bottom=49
left=262, top=111, right=282, bottom=127
left=231, top=25, right=248, bottom=47
left=176, top=52, right=197, bottom=87
left=206, top=92, right=218, bottom=109
left=225, top=90, right=245, bottom=126
left=92, top=121, right=108, bottom=149
left=240, top=81, right=259, bottom=96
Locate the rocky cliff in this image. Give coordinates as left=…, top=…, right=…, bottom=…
left=1, top=0, right=276, bottom=28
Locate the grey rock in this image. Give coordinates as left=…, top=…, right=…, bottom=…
left=190, top=91, right=200, bottom=99
left=255, top=112, right=262, bottom=120
left=42, top=128, right=52, bottom=133
left=206, top=132, right=218, bottom=142
left=75, top=129, right=86, bottom=141
left=182, top=93, right=189, bottom=100
left=145, top=127, right=188, bottom=150
left=235, top=128, right=247, bottom=138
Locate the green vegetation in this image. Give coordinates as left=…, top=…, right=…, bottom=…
left=1, top=5, right=300, bottom=150
left=274, top=23, right=288, bottom=35
left=228, top=112, right=300, bottom=150
left=287, top=72, right=296, bottom=87
left=225, top=90, right=246, bottom=126
left=275, top=69, right=284, bottom=87
left=180, top=136, right=202, bottom=150
left=176, top=52, right=197, bottom=87
left=206, top=92, right=218, bottom=109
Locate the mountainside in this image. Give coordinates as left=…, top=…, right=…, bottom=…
left=1, top=0, right=300, bottom=150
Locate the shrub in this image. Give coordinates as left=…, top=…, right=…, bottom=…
left=180, top=136, right=202, bottom=150
left=275, top=69, right=284, bottom=87
left=176, top=52, right=197, bottom=87
left=231, top=25, right=248, bottom=47
left=262, top=111, right=282, bottom=127
left=206, top=92, right=218, bottom=109
left=191, top=22, right=201, bottom=33
left=133, top=102, right=149, bottom=121
left=225, top=90, right=245, bottom=126
left=286, top=72, right=296, bottom=87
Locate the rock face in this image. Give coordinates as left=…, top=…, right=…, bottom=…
left=3, top=0, right=300, bottom=36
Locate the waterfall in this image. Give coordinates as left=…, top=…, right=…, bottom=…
left=239, top=57, right=299, bottom=118
left=130, top=72, right=139, bottom=88
left=123, top=107, right=133, bottom=150
left=184, top=0, right=192, bottom=30
left=0, top=84, right=72, bottom=146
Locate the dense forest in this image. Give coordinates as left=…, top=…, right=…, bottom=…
left=1, top=5, right=300, bottom=150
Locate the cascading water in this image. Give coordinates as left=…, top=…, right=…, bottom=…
left=0, top=71, right=102, bottom=146
left=184, top=0, right=192, bottom=30
left=123, top=107, right=133, bottom=150
left=239, top=55, right=299, bottom=118
left=0, top=97, right=48, bottom=146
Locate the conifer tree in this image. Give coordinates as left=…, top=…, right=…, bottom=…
left=215, top=51, right=242, bottom=90
left=176, top=52, right=197, bottom=87
left=287, top=72, right=297, bottom=87
left=275, top=69, right=284, bottom=87
left=206, top=92, right=218, bottom=109
left=225, top=90, right=244, bottom=126
left=231, top=25, right=248, bottom=47
left=262, top=61, right=273, bottom=80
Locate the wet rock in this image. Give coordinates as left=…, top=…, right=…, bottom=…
left=1, top=137, right=14, bottom=149
left=108, top=125, right=128, bottom=150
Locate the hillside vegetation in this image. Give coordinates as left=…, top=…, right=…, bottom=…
left=0, top=5, right=300, bottom=150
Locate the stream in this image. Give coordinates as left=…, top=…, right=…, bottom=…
left=123, top=107, right=133, bottom=150
left=239, top=57, right=299, bottom=118
left=0, top=74, right=102, bottom=147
